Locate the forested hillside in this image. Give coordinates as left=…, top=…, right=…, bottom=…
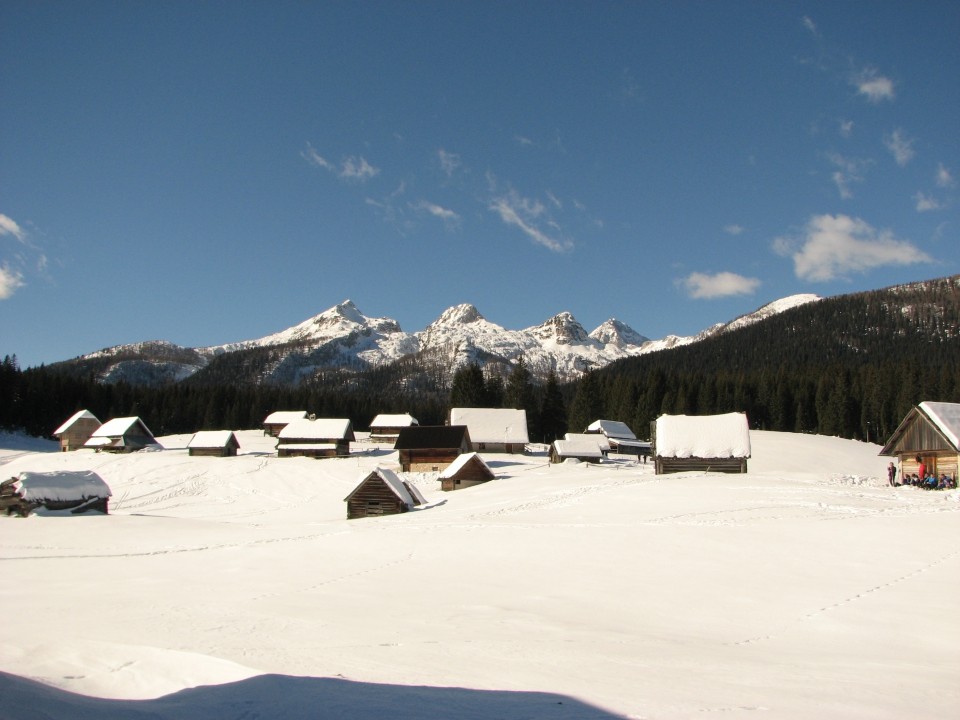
left=2, top=276, right=957, bottom=443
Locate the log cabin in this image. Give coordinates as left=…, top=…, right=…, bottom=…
left=652, top=412, right=750, bottom=474
left=1, top=471, right=111, bottom=516
left=277, top=418, right=354, bottom=458
left=449, top=407, right=529, bottom=454
left=345, top=466, right=426, bottom=519
left=53, top=410, right=101, bottom=451
left=83, top=417, right=157, bottom=453
left=394, top=425, right=471, bottom=472
left=187, top=430, right=241, bottom=457
left=263, top=410, right=308, bottom=437
left=879, top=401, right=960, bottom=482
left=439, top=452, right=495, bottom=491
left=369, top=413, right=419, bottom=442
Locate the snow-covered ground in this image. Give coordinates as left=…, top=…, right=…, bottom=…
left=0, top=430, right=957, bottom=719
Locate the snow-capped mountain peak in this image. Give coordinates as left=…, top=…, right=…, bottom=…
left=529, top=312, right=592, bottom=345
left=589, top=318, right=650, bottom=348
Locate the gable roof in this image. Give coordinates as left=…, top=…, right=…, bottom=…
left=344, top=466, right=426, bottom=506
left=90, top=416, right=154, bottom=439
left=586, top=419, right=636, bottom=440
left=279, top=418, right=354, bottom=441
left=394, top=425, right=470, bottom=450
left=565, top=432, right=610, bottom=452
left=187, top=430, right=240, bottom=449
left=439, top=451, right=494, bottom=479
left=879, top=401, right=960, bottom=455
left=449, top=408, right=529, bottom=444
left=370, top=413, right=418, bottom=428
left=655, top=413, right=751, bottom=459
left=54, top=410, right=100, bottom=435
left=553, top=437, right=605, bottom=458
left=264, top=411, right=307, bottom=425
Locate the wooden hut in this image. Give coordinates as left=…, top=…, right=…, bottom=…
left=879, top=401, right=960, bottom=481
left=84, top=416, right=157, bottom=453
left=277, top=417, right=354, bottom=458
left=652, top=412, right=750, bottom=474
left=449, top=407, right=529, bottom=453
left=345, top=466, right=427, bottom=519
left=263, top=411, right=307, bottom=437
left=1, top=471, right=111, bottom=516
left=53, top=410, right=101, bottom=452
left=187, top=430, right=240, bottom=457
left=369, top=413, right=419, bottom=442
left=585, top=419, right=650, bottom=458
left=550, top=435, right=605, bottom=464
left=439, top=452, right=495, bottom=491
left=394, top=425, right=471, bottom=472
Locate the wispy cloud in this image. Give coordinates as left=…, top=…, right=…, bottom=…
left=724, top=224, right=745, bottom=236
left=853, top=68, right=895, bottom=103
left=774, top=214, right=932, bottom=282
left=0, top=214, right=25, bottom=242
left=914, top=192, right=942, bottom=212
left=489, top=189, right=572, bottom=253
left=884, top=129, right=915, bottom=166
left=679, top=271, right=761, bottom=299
left=0, top=264, right=25, bottom=299
left=514, top=135, right=534, bottom=147
left=827, top=152, right=869, bottom=199
left=302, top=143, right=380, bottom=182
left=413, top=200, right=460, bottom=226
left=438, top=149, right=461, bottom=178
left=936, top=163, right=955, bottom=188
left=839, top=119, right=854, bottom=138
left=802, top=16, right=818, bottom=35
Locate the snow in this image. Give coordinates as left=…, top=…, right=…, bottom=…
left=1, top=429, right=958, bottom=719
left=348, top=466, right=420, bottom=507
left=919, top=401, right=960, bottom=449
left=552, top=437, right=605, bottom=459
left=186, top=431, right=238, bottom=449
left=439, top=452, right=491, bottom=479
left=263, top=410, right=307, bottom=425
left=586, top=419, right=636, bottom=439
left=89, top=416, right=152, bottom=439
left=450, top=408, right=529, bottom=445
left=12, top=470, right=111, bottom=502
left=370, top=413, right=418, bottom=428
left=278, top=418, right=352, bottom=440
left=655, top=412, right=751, bottom=458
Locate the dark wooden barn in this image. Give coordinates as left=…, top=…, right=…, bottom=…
left=879, top=401, right=959, bottom=481
left=394, top=425, right=471, bottom=472
left=439, top=452, right=495, bottom=491
left=1, top=471, right=112, bottom=517
left=345, top=467, right=427, bottom=519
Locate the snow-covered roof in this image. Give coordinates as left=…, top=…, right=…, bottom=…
left=655, top=413, right=751, bottom=459
left=565, top=432, right=610, bottom=452
left=449, top=408, right=529, bottom=444
left=278, top=443, right=339, bottom=451
left=279, top=418, right=353, bottom=440
left=14, top=471, right=111, bottom=502
left=439, top=451, right=492, bottom=479
left=53, top=410, right=100, bottom=435
left=264, top=411, right=307, bottom=424
left=586, top=419, right=636, bottom=440
left=347, top=466, right=423, bottom=506
left=90, top=416, right=154, bottom=439
left=188, top=431, right=239, bottom=449
left=370, top=413, right=418, bottom=428
left=919, top=401, right=960, bottom=448
left=553, top=437, right=605, bottom=458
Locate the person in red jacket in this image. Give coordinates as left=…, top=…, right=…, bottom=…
left=916, top=455, right=927, bottom=483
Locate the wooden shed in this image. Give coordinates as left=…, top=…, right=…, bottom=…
left=585, top=419, right=650, bottom=458
left=449, top=407, right=529, bottom=453
left=345, top=466, right=427, bottom=519
left=369, top=413, right=419, bottom=442
left=439, top=452, right=495, bottom=491
left=53, top=410, right=101, bottom=452
left=1, top=471, right=111, bottom=517
left=84, top=416, right=157, bottom=453
left=879, top=401, right=960, bottom=481
left=263, top=410, right=307, bottom=437
left=550, top=435, right=605, bottom=464
left=652, top=412, right=750, bottom=474
left=394, top=425, right=471, bottom=472
left=277, top=417, right=354, bottom=458
left=187, top=430, right=240, bottom=457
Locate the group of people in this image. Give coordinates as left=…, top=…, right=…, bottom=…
left=888, top=458, right=957, bottom=490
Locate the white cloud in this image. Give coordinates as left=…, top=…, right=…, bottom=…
left=0, top=264, right=25, bottom=299
left=0, top=214, right=25, bottom=242
left=853, top=68, right=895, bottom=103
left=802, top=16, right=818, bottom=35
left=514, top=135, right=534, bottom=147
left=776, top=214, right=932, bottom=282
left=302, top=144, right=379, bottom=182
left=914, top=192, right=942, bottom=212
left=827, top=152, right=869, bottom=199
left=438, top=149, right=461, bottom=177
left=413, top=200, right=460, bottom=225
left=936, top=163, right=954, bottom=188
left=679, top=271, right=761, bottom=300
left=724, top=224, right=745, bottom=236
left=884, top=129, right=915, bottom=166
left=839, top=119, right=854, bottom=138
left=489, top=189, right=571, bottom=253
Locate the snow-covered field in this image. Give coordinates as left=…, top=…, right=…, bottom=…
left=1, top=429, right=957, bottom=719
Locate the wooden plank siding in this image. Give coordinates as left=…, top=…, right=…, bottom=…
left=880, top=405, right=960, bottom=481
left=346, top=475, right=409, bottom=519
left=655, top=456, right=748, bottom=475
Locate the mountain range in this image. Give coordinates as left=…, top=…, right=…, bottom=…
left=56, top=295, right=821, bottom=386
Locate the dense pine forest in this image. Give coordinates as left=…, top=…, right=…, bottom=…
left=2, top=277, right=958, bottom=444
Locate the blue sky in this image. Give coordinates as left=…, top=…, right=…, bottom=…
left=2, top=1, right=958, bottom=369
